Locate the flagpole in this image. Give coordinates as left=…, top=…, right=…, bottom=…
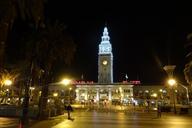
left=125, top=74, right=128, bottom=81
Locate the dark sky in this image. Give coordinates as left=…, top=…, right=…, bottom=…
left=9, top=2, right=192, bottom=84
left=45, top=2, right=192, bottom=84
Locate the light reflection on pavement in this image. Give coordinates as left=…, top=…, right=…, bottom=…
left=50, top=111, right=192, bottom=128
left=1, top=108, right=192, bottom=128
left=0, top=117, right=19, bottom=128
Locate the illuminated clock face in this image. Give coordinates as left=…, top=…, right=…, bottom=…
left=102, top=60, right=108, bottom=65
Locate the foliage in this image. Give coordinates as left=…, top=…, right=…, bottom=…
left=184, top=33, right=192, bottom=87
left=184, top=61, right=192, bottom=87
left=34, top=22, right=76, bottom=119
left=0, top=0, right=46, bottom=68
left=0, top=1, right=76, bottom=119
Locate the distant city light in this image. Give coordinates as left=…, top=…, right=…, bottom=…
left=151, top=93, right=157, bottom=97
left=30, top=87, right=35, bottom=90
left=53, top=92, right=58, bottom=97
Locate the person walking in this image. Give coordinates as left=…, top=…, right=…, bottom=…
left=157, top=104, right=161, bottom=118
left=66, top=104, right=73, bottom=119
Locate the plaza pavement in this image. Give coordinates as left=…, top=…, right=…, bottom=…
left=30, top=106, right=192, bottom=128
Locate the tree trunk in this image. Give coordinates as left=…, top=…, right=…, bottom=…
left=21, top=60, right=34, bottom=127
left=21, top=81, right=30, bottom=126
left=38, top=72, right=50, bottom=119
left=0, top=22, right=9, bottom=68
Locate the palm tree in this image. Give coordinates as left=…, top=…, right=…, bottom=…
left=0, top=1, right=45, bottom=124
left=19, top=22, right=76, bottom=119
left=36, top=22, right=76, bottom=119
left=0, top=0, right=45, bottom=68
left=184, top=33, right=192, bottom=88
left=0, top=0, right=16, bottom=68
left=0, top=0, right=76, bottom=120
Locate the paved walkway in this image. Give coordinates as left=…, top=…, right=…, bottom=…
left=30, top=110, right=192, bottom=128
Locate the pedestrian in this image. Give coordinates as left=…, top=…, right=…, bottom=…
left=66, top=104, right=73, bottom=119
left=133, top=102, right=135, bottom=108
left=157, top=104, right=161, bottom=118
left=146, top=100, right=150, bottom=112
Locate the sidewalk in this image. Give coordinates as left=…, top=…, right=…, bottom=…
left=30, top=115, right=66, bottom=128
left=29, top=108, right=192, bottom=128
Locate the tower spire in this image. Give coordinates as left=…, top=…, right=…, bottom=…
left=98, top=26, right=113, bottom=83
left=102, top=27, right=110, bottom=42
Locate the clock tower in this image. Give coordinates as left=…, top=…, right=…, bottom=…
left=98, top=27, right=113, bottom=83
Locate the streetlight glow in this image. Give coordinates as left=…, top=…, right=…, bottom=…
left=61, top=78, right=71, bottom=86
left=168, top=79, right=176, bottom=86
left=61, top=78, right=72, bottom=104
left=3, top=79, right=12, bottom=86
left=167, top=78, right=177, bottom=114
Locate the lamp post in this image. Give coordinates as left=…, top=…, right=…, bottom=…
left=168, top=78, right=177, bottom=114
left=61, top=78, right=72, bottom=104
left=2, top=79, right=12, bottom=103
left=163, top=65, right=177, bottom=114
left=61, top=79, right=71, bottom=86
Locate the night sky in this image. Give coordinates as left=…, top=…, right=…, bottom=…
left=9, top=2, right=192, bottom=84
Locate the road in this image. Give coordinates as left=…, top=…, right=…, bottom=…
left=31, top=111, right=192, bottom=128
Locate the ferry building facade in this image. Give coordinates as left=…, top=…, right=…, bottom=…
left=75, top=27, right=136, bottom=104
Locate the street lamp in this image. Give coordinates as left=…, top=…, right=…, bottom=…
left=3, top=79, right=12, bottom=86
left=1, top=79, right=12, bottom=98
left=168, top=79, right=190, bottom=105
left=168, top=79, right=176, bottom=86
left=61, top=78, right=72, bottom=104
left=61, top=78, right=71, bottom=86
left=167, top=78, right=177, bottom=114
